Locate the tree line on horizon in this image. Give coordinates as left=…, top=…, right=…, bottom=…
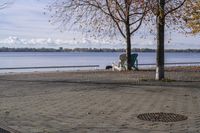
left=0, top=47, right=200, bottom=53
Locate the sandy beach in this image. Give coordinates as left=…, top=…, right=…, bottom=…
left=0, top=67, right=200, bottom=133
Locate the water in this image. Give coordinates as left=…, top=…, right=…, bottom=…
left=0, top=52, right=199, bottom=73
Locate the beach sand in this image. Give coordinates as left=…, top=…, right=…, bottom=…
left=0, top=66, right=200, bottom=133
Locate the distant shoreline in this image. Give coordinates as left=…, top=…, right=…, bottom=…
left=0, top=47, right=200, bottom=53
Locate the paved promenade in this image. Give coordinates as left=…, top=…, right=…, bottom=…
left=0, top=70, right=199, bottom=133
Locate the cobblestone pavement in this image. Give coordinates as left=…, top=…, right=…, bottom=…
left=0, top=71, right=199, bottom=133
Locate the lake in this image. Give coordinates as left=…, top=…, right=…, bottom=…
left=0, top=52, right=199, bottom=73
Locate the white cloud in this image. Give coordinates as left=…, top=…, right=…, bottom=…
left=0, top=35, right=198, bottom=49
left=0, top=36, right=126, bottom=49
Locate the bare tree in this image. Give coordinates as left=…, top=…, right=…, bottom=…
left=48, top=0, right=149, bottom=70
left=148, top=0, right=187, bottom=80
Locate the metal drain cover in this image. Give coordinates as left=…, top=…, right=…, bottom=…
left=137, top=112, right=188, bottom=122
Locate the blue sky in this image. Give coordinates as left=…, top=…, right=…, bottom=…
left=0, top=0, right=199, bottom=49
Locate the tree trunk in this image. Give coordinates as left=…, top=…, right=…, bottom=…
left=126, top=18, right=132, bottom=70
left=124, top=2, right=132, bottom=71
left=156, top=0, right=165, bottom=80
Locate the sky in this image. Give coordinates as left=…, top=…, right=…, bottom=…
left=0, top=0, right=199, bottom=49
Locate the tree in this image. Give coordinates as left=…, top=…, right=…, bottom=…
left=184, top=0, right=200, bottom=34
left=148, top=0, right=187, bottom=80
left=47, top=0, right=148, bottom=70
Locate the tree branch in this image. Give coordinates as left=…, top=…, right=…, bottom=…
left=165, top=0, right=187, bottom=16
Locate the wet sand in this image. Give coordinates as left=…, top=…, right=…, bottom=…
left=0, top=67, right=200, bottom=133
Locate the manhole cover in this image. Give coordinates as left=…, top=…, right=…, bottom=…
left=137, top=112, right=188, bottom=122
